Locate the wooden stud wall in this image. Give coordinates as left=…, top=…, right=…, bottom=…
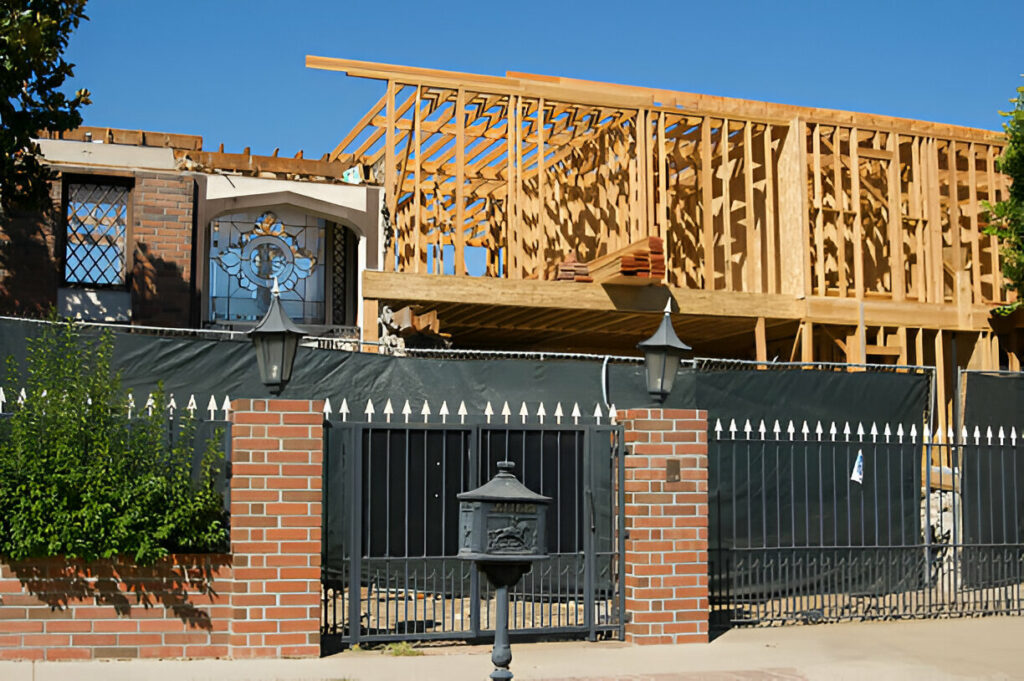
left=309, top=57, right=1017, bottom=389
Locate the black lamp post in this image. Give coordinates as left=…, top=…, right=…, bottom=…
left=459, top=461, right=550, bottom=681
left=637, top=300, right=692, bottom=403
left=248, top=280, right=305, bottom=395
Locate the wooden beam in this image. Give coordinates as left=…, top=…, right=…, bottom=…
left=363, top=270, right=801, bottom=318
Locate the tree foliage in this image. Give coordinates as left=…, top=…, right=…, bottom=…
left=1, top=1, right=91, bottom=212
left=0, top=319, right=228, bottom=564
left=983, top=82, right=1024, bottom=315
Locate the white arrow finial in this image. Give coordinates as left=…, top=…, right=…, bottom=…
left=421, top=400, right=432, bottom=423
left=715, top=419, right=723, bottom=437
left=501, top=401, right=511, bottom=424
left=0, top=387, right=5, bottom=412
left=458, top=401, right=468, bottom=424
left=364, top=398, right=375, bottom=422
left=554, top=402, right=564, bottom=424
left=187, top=394, right=197, bottom=415
left=519, top=401, right=529, bottom=424
left=220, top=395, right=231, bottom=420
left=402, top=399, right=412, bottom=423
left=536, top=402, right=547, bottom=424
left=383, top=398, right=394, bottom=423
left=593, top=403, right=604, bottom=424
left=339, top=398, right=350, bottom=422
left=205, top=395, right=216, bottom=420
left=484, top=401, right=494, bottom=424
left=609, top=404, right=617, bottom=424
left=439, top=400, right=450, bottom=424
left=571, top=402, right=581, bottom=425
left=323, top=397, right=333, bottom=418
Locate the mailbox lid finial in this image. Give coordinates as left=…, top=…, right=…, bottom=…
left=457, top=460, right=551, bottom=503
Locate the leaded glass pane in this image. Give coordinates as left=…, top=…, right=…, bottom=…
left=64, top=183, right=129, bottom=285
left=208, top=211, right=326, bottom=325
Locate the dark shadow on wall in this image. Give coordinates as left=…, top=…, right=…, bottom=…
left=0, top=204, right=59, bottom=316
left=131, top=242, right=193, bottom=327
left=5, top=554, right=230, bottom=629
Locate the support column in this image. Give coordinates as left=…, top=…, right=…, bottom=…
left=229, top=398, right=324, bottom=658
left=618, top=408, right=709, bottom=644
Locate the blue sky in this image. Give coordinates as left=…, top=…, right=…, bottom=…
left=66, top=1, right=1023, bottom=157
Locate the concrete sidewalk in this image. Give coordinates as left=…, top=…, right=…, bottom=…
left=2, top=617, right=1021, bottom=681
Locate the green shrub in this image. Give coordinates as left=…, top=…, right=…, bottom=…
left=0, top=318, right=228, bottom=564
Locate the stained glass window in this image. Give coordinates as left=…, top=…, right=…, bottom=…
left=208, top=211, right=326, bottom=324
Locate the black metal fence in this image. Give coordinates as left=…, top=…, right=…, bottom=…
left=321, top=420, right=624, bottom=651
left=710, top=420, right=1024, bottom=629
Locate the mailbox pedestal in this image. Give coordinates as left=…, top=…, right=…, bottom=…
left=459, top=461, right=551, bottom=681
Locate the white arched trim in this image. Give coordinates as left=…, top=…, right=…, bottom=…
left=199, top=174, right=382, bottom=269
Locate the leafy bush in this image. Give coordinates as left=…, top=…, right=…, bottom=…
left=0, top=319, right=228, bottom=564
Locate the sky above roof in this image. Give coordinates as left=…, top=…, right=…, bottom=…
left=66, top=0, right=1023, bottom=158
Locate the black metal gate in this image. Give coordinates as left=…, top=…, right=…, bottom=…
left=321, top=421, right=624, bottom=651
left=709, top=420, right=1024, bottom=629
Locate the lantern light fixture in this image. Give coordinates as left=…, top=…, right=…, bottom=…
left=637, top=299, right=692, bottom=403
left=248, top=278, right=305, bottom=395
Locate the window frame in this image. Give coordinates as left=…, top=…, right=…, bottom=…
left=60, top=174, right=135, bottom=290
left=202, top=211, right=359, bottom=331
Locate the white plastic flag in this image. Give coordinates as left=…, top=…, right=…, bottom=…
left=850, top=450, right=864, bottom=484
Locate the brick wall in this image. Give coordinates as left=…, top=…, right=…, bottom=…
left=618, top=408, right=709, bottom=644
left=0, top=398, right=325, bottom=661
left=0, top=170, right=195, bottom=325
left=130, top=172, right=195, bottom=327
left=0, top=177, right=61, bottom=316
left=228, top=398, right=323, bottom=658
left=0, top=556, right=231, bottom=661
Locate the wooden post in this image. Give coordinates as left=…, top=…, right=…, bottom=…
left=887, top=131, right=905, bottom=301
left=812, top=125, right=825, bottom=296
left=764, top=124, right=778, bottom=294
left=455, top=88, right=466, bottom=276
left=701, top=118, right=715, bottom=289
left=776, top=117, right=808, bottom=298
left=413, top=85, right=422, bottom=274
left=384, top=81, right=397, bottom=273
left=934, top=329, right=947, bottom=445
left=801, top=320, right=814, bottom=362
left=755, top=317, right=767, bottom=363
left=744, top=122, right=760, bottom=293
left=721, top=119, right=733, bottom=291
left=851, top=128, right=864, bottom=300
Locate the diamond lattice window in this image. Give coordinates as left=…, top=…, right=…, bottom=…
left=64, top=182, right=129, bottom=286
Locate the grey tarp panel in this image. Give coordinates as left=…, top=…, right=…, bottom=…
left=0, top=318, right=929, bottom=424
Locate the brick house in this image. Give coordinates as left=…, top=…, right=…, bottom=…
left=3, top=127, right=384, bottom=336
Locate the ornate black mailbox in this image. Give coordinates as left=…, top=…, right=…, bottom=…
left=458, top=461, right=550, bottom=681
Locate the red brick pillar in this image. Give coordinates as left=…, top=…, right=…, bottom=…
left=618, top=408, right=709, bottom=644
left=229, top=399, right=323, bottom=658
